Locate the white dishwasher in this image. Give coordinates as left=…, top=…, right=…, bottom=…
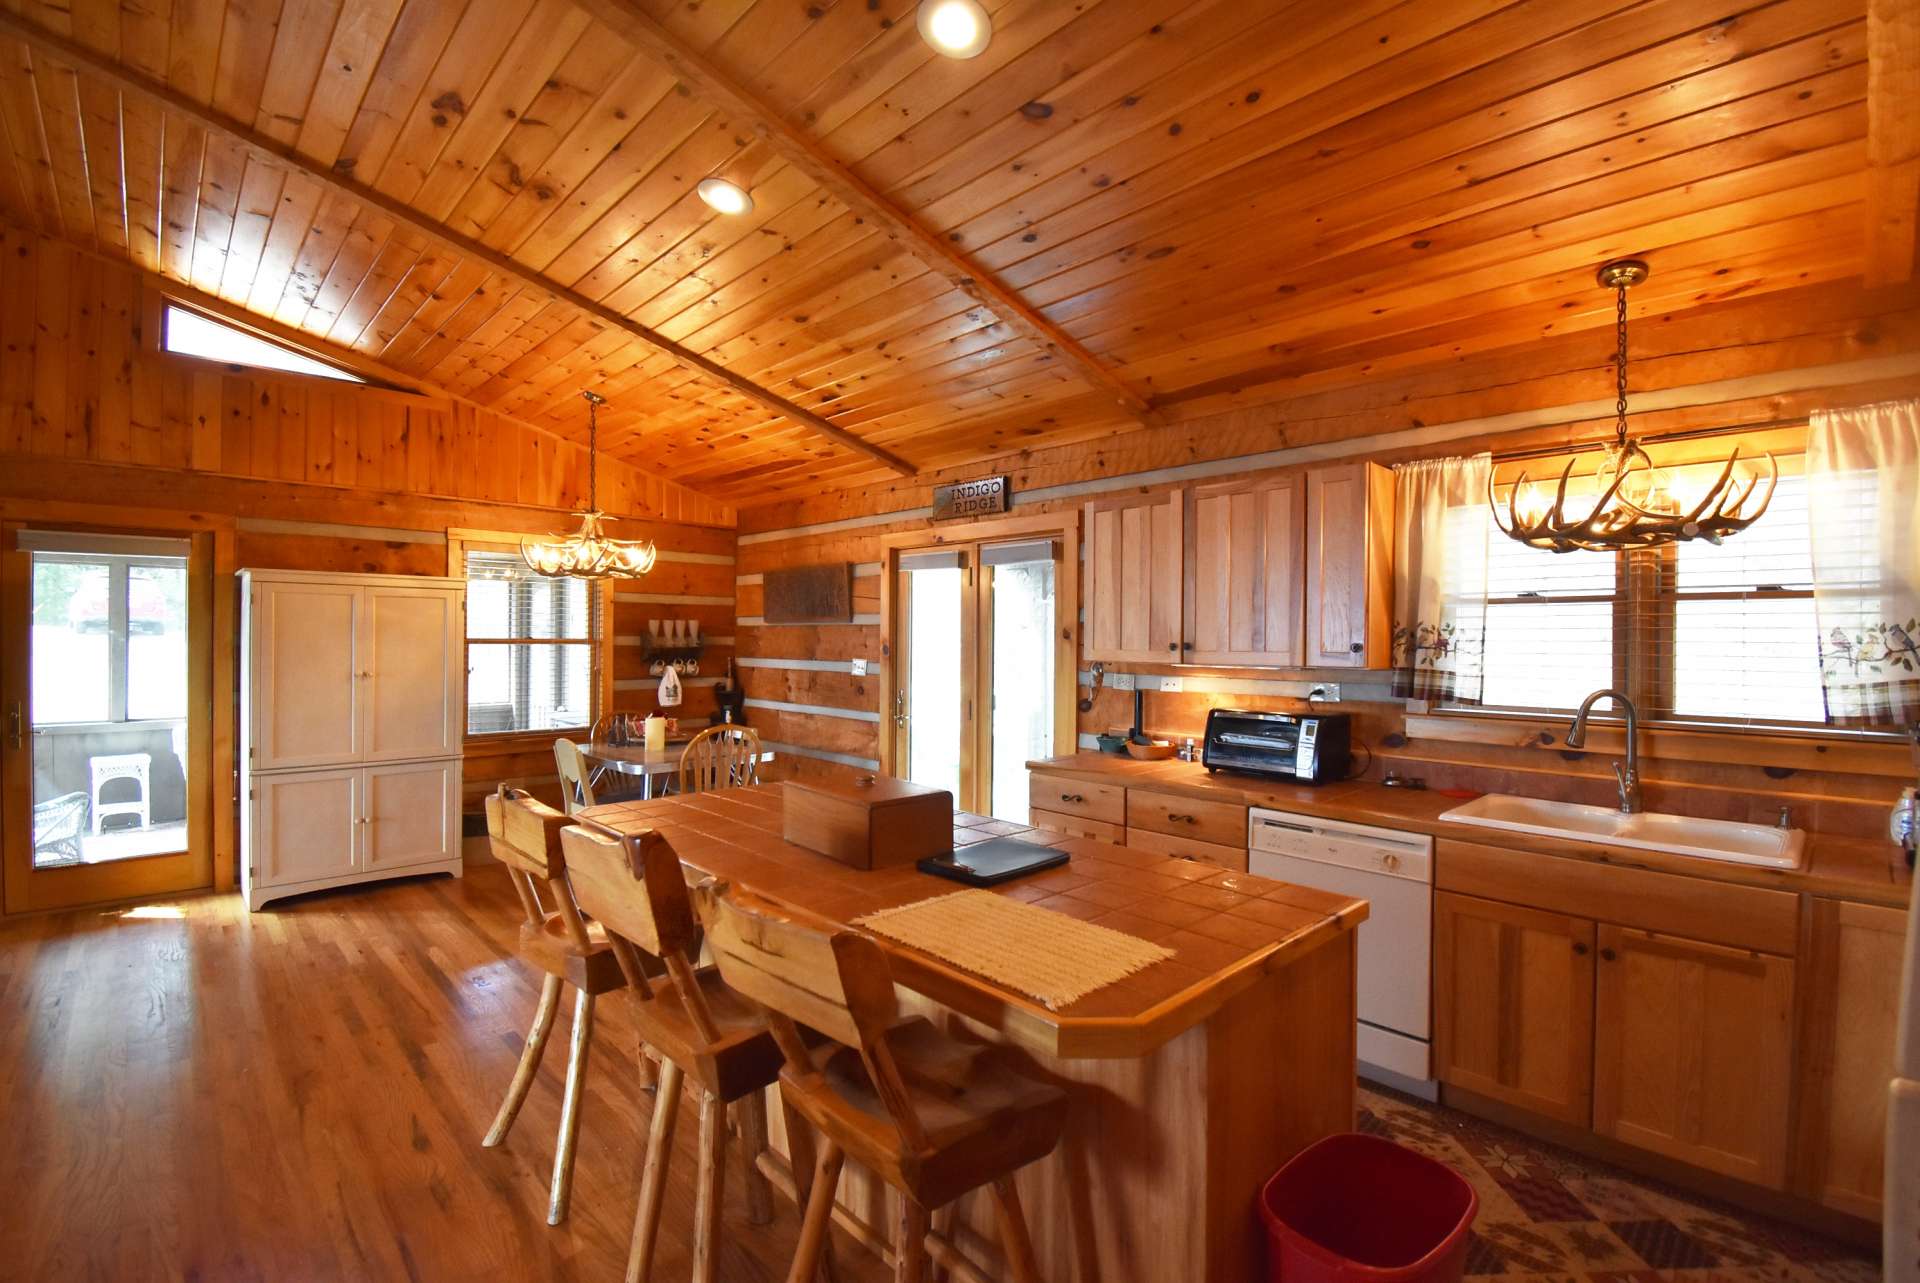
left=1249, top=808, right=1435, bottom=1094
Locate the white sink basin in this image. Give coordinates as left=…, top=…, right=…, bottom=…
left=1437, top=794, right=1806, bottom=870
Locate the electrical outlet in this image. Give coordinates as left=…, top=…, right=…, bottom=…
left=1158, top=675, right=1184, bottom=693
left=849, top=657, right=869, bottom=676
left=1307, top=683, right=1340, bottom=703
left=1108, top=671, right=1136, bottom=691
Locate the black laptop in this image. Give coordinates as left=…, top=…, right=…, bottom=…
left=917, top=836, right=1069, bottom=887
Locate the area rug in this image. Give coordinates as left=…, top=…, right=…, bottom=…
left=1357, top=1087, right=1879, bottom=1280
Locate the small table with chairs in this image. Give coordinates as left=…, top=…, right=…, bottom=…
left=556, top=723, right=774, bottom=809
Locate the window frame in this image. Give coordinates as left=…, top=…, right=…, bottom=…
left=453, top=536, right=604, bottom=744
left=28, top=549, right=190, bottom=728
left=1445, top=444, right=1895, bottom=741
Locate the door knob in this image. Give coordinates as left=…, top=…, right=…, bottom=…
left=6, top=702, right=18, bottom=751
left=1572, top=942, right=1589, bottom=956
left=1599, top=947, right=1617, bottom=962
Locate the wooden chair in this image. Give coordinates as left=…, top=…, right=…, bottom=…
left=481, top=787, right=627, bottom=1225
left=701, top=883, right=1067, bottom=1283
left=558, top=821, right=788, bottom=1283
left=678, top=725, right=762, bottom=795
left=553, top=738, right=598, bottom=814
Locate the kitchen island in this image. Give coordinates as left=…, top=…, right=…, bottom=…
left=578, top=783, right=1367, bottom=1283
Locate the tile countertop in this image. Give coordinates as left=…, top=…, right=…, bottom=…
left=1028, top=752, right=1914, bottom=910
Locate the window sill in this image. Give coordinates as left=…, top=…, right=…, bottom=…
left=1404, top=711, right=1913, bottom=779
left=464, top=729, right=589, bottom=753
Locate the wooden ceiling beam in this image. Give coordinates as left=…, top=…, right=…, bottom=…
left=0, top=9, right=918, bottom=478
left=574, top=0, right=1162, bottom=431
left=1866, top=0, right=1920, bottom=285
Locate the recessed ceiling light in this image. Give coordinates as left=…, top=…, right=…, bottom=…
left=696, top=177, right=753, bottom=216
left=918, top=0, right=991, bottom=58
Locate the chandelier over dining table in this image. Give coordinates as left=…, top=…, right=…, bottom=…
left=1489, top=259, right=1778, bottom=553
left=521, top=390, right=658, bottom=579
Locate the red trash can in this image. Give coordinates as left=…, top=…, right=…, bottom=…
left=1259, top=1132, right=1478, bottom=1283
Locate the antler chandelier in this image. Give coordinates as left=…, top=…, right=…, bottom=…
left=1490, top=259, right=1777, bottom=553
left=521, top=391, right=658, bottom=579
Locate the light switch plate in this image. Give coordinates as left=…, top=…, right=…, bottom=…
left=850, top=657, right=869, bottom=676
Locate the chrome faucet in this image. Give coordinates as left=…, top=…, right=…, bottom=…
left=1566, top=689, right=1642, bottom=814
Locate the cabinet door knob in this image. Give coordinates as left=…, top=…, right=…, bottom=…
left=1348, top=642, right=1363, bottom=654
left=1599, top=947, right=1617, bottom=962
left=1572, top=942, right=1589, bottom=956
left=1167, top=642, right=1177, bottom=652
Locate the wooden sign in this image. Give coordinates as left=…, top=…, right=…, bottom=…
left=932, top=475, right=1010, bottom=520
left=764, top=563, right=852, bottom=623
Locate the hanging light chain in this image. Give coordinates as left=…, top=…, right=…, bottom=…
left=582, top=389, right=606, bottom=512
left=1613, top=278, right=1630, bottom=449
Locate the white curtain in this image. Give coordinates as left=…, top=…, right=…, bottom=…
left=1390, top=454, right=1491, bottom=704
left=1807, top=400, right=1920, bottom=728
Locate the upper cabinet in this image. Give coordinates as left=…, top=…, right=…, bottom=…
left=246, top=574, right=464, bottom=771
left=1084, top=489, right=1183, bottom=663
left=1304, top=462, right=1394, bottom=668
left=1084, top=463, right=1391, bottom=669
left=1184, top=474, right=1302, bottom=667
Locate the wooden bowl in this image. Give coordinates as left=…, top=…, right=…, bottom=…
left=1126, top=740, right=1176, bottom=761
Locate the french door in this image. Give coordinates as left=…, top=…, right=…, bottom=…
left=886, top=525, right=1074, bottom=821
left=0, top=524, right=217, bottom=913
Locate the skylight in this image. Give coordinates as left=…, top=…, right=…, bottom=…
left=162, top=305, right=366, bottom=384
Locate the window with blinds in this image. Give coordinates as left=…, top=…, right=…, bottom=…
left=464, top=550, right=596, bottom=735
left=1452, top=469, right=1840, bottom=730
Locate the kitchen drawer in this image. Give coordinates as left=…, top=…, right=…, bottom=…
left=1126, top=826, right=1247, bottom=872
left=1029, top=772, right=1125, bottom=825
left=1028, top=807, right=1125, bottom=844
left=1435, top=838, right=1798, bottom=956
left=1127, top=788, right=1248, bottom=848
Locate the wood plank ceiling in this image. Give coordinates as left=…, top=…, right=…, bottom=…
left=0, top=0, right=1899, bottom=507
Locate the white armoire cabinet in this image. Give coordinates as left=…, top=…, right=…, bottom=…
left=240, top=570, right=464, bottom=910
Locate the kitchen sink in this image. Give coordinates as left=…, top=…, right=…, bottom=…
left=1437, top=794, right=1807, bottom=870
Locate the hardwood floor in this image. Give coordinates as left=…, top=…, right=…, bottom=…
left=0, top=868, right=889, bottom=1282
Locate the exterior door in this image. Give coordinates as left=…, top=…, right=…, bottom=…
left=363, top=761, right=457, bottom=870
left=361, top=585, right=462, bottom=762
left=888, top=533, right=1069, bottom=818
left=0, top=525, right=216, bottom=913
left=1592, top=925, right=1795, bottom=1187
left=250, top=579, right=360, bottom=771
left=1433, top=891, right=1596, bottom=1126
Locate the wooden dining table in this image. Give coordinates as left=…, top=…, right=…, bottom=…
left=577, top=783, right=1367, bottom=1283
left=582, top=736, right=776, bottom=800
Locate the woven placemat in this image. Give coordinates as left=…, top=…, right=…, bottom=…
left=855, top=890, right=1174, bottom=1010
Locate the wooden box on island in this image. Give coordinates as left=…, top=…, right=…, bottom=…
left=781, top=776, right=953, bottom=869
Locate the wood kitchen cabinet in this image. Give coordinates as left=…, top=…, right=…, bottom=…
left=1592, top=925, right=1795, bottom=1188
left=1084, top=489, right=1183, bottom=663
left=1303, top=461, right=1394, bottom=667
left=1183, top=473, right=1302, bottom=666
left=1792, top=898, right=1906, bottom=1217
left=1084, top=464, right=1392, bottom=669
left=1433, top=891, right=1596, bottom=1126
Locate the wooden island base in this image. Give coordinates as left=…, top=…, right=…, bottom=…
left=581, top=786, right=1366, bottom=1283
left=759, top=933, right=1357, bottom=1283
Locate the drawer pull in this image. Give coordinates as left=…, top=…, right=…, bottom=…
left=1169, top=813, right=1196, bottom=824
left=1061, top=793, right=1084, bottom=803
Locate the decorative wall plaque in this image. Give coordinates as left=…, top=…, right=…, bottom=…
left=932, top=475, right=1010, bottom=520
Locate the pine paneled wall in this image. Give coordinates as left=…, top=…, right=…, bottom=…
left=0, top=222, right=732, bottom=527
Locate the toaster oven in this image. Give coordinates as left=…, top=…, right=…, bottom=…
left=1200, top=708, right=1352, bottom=785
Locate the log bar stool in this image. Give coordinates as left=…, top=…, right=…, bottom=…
left=703, top=883, right=1067, bottom=1283
left=558, top=821, right=788, bottom=1283
left=482, top=788, right=627, bottom=1225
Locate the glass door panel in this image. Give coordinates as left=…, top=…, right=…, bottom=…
left=985, top=551, right=1056, bottom=822
left=897, top=560, right=965, bottom=799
